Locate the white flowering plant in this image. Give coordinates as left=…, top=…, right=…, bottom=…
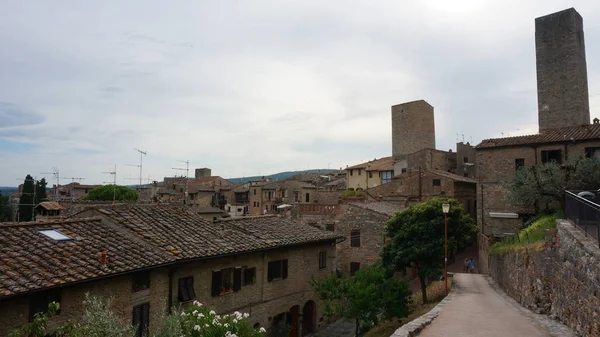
left=175, top=301, right=266, bottom=337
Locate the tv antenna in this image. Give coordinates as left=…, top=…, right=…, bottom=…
left=102, top=164, right=117, bottom=202
left=172, top=160, right=190, bottom=199
left=40, top=167, right=59, bottom=197
left=126, top=148, right=147, bottom=187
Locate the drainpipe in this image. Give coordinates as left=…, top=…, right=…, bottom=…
left=168, top=268, right=175, bottom=314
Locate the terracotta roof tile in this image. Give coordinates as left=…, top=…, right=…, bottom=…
left=36, top=201, right=65, bottom=211
left=476, top=124, right=600, bottom=149
left=347, top=156, right=395, bottom=171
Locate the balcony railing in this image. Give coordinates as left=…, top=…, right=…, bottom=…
left=565, top=190, right=600, bottom=247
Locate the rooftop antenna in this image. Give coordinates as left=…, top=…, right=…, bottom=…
left=172, top=160, right=190, bottom=200
left=102, top=164, right=117, bottom=203
left=40, top=167, right=59, bottom=197
left=134, top=148, right=146, bottom=187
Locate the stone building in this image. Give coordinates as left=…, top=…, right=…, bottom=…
left=476, top=123, right=600, bottom=236
left=345, top=156, right=395, bottom=190
left=0, top=205, right=342, bottom=337
left=406, top=148, right=457, bottom=174
left=391, top=100, right=436, bottom=164
left=475, top=7, right=598, bottom=237
left=536, top=8, right=590, bottom=132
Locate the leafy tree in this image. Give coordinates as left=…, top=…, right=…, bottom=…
left=0, top=193, right=11, bottom=222
left=510, top=157, right=600, bottom=212
left=18, top=175, right=35, bottom=222
left=9, top=302, right=77, bottom=337
left=83, top=185, right=138, bottom=202
left=382, top=198, right=477, bottom=304
left=311, top=264, right=409, bottom=337
left=35, top=178, right=48, bottom=204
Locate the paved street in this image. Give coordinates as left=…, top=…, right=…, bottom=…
left=418, top=274, right=575, bottom=337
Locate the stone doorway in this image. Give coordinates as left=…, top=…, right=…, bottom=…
left=301, top=300, right=316, bottom=336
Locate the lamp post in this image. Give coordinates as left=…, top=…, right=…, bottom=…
left=442, top=203, right=450, bottom=295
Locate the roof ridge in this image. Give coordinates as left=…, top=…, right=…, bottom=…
left=0, top=216, right=103, bottom=228
left=215, top=215, right=278, bottom=222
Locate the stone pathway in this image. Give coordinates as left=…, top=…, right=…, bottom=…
left=417, top=274, right=576, bottom=337
left=312, top=319, right=355, bottom=337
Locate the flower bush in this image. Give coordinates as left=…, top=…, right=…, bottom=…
left=175, top=301, right=265, bottom=337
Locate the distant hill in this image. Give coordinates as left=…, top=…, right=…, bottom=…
left=0, top=187, right=17, bottom=196
left=228, top=169, right=335, bottom=184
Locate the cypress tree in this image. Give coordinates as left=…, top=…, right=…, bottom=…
left=18, top=175, right=35, bottom=222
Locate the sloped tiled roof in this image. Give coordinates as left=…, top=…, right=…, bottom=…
left=476, top=124, right=600, bottom=149
left=348, top=202, right=405, bottom=217
left=0, top=218, right=174, bottom=297
left=429, top=170, right=476, bottom=184
left=36, top=201, right=64, bottom=211
left=0, top=205, right=342, bottom=298
left=347, top=156, right=395, bottom=171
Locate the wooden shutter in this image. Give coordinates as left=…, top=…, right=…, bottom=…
left=233, top=267, right=242, bottom=292
left=178, top=278, right=186, bottom=302
left=186, top=277, right=196, bottom=300
left=132, top=303, right=149, bottom=337
left=211, top=271, right=222, bottom=297
left=282, top=259, right=288, bottom=279
left=267, top=262, right=274, bottom=282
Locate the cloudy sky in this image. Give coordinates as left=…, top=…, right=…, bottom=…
left=1, top=0, right=600, bottom=186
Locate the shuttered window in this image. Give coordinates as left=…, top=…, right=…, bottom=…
left=132, top=271, right=150, bottom=292
left=267, top=259, right=288, bottom=281
left=178, top=277, right=195, bottom=302
left=132, top=302, right=150, bottom=337
left=350, top=230, right=361, bottom=247
left=29, top=289, right=61, bottom=321
left=318, top=251, right=327, bottom=270
left=243, top=267, right=256, bottom=286
left=212, top=267, right=243, bottom=296
left=350, top=262, right=360, bottom=276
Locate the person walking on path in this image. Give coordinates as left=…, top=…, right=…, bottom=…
left=469, top=258, right=475, bottom=273
left=463, top=258, right=469, bottom=273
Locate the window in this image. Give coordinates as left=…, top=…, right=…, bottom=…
left=267, top=259, right=288, bottom=281
left=350, top=229, right=361, bottom=247
left=358, top=169, right=362, bottom=176
left=463, top=156, right=469, bottom=163
left=294, top=191, right=300, bottom=202
left=541, top=150, right=562, bottom=164
left=132, top=271, right=150, bottom=292
left=29, top=289, right=61, bottom=321
left=432, top=179, right=441, bottom=186
left=350, top=262, right=360, bottom=276
left=39, top=229, right=72, bottom=241
left=318, top=251, right=327, bottom=270
left=132, top=302, right=150, bottom=337
left=325, top=224, right=334, bottom=231
left=178, top=277, right=196, bottom=302
left=401, top=168, right=407, bottom=173
left=350, top=169, right=353, bottom=176
left=585, top=147, right=600, bottom=159
left=305, top=193, right=310, bottom=202
left=253, top=189, right=257, bottom=195
left=281, top=189, right=287, bottom=198
left=243, top=267, right=256, bottom=286
left=368, top=171, right=373, bottom=178
left=211, top=267, right=242, bottom=296
left=381, top=171, right=393, bottom=184
left=515, top=158, right=525, bottom=171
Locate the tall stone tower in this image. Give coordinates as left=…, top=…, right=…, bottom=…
left=391, top=100, right=436, bottom=160
left=536, top=8, right=590, bottom=132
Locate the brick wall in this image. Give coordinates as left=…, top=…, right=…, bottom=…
left=406, top=148, right=456, bottom=172
left=489, top=220, right=600, bottom=336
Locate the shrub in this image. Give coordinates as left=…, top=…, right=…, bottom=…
left=490, top=214, right=557, bottom=256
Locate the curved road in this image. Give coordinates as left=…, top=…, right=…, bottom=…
left=418, top=274, right=574, bottom=337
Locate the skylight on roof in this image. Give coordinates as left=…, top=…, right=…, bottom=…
left=39, top=229, right=72, bottom=241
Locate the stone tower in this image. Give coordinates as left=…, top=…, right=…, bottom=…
left=536, top=8, right=590, bottom=132
left=391, top=100, right=436, bottom=160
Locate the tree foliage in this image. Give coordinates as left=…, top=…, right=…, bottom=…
left=18, top=174, right=35, bottom=222
left=35, top=178, right=48, bottom=204
left=311, top=265, right=409, bottom=336
left=83, top=185, right=138, bottom=202
left=0, top=193, right=11, bottom=222
left=510, top=157, right=600, bottom=212
left=382, top=198, right=477, bottom=304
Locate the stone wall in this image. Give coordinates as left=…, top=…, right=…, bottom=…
left=489, top=220, right=600, bottom=336
left=391, top=100, right=436, bottom=160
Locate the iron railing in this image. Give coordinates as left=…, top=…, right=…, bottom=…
left=565, top=190, right=600, bottom=247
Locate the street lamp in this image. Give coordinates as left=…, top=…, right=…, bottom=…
left=442, top=203, right=450, bottom=295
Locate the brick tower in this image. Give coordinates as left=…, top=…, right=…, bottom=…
left=391, top=100, right=436, bottom=160
left=535, top=8, right=590, bottom=132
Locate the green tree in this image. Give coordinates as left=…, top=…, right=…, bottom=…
left=311, top=265, right=409, bottom=337
left=382, top=198, right=477, bottom=304
left=510, top=157, right=600, bottom=212
left=35, top=178, right=48, bottom=204
left=18, top=175, right=35, bottom=222
left=0, top=193, right=11, bottom=222
left=83, top=185, right=138, bottom=202
left=9, top=302, right=77, bottom=337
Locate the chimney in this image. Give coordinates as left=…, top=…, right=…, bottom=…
left=151, top=181, right=158, bottom=200
left=594, top=117, right=599, bottom=124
